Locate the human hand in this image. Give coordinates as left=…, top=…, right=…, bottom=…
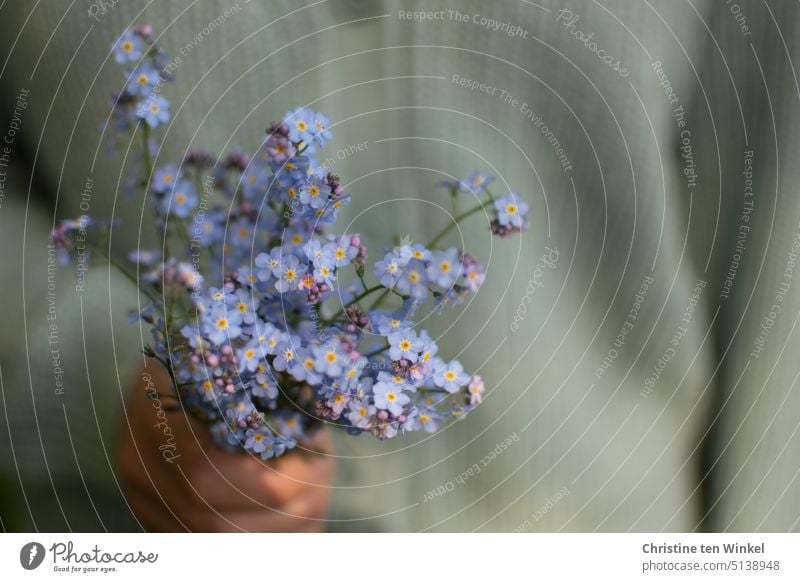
left=117, top=364, right=334, bottom=532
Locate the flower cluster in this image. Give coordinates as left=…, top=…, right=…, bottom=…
left=53, top=27, right=530, bottom=459
left=110, top=25, right=174, bottom=130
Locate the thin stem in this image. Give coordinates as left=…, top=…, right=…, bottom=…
left=361, top=343, right=389, bottom=359
left=369, top=288, right=394, bottom=311
left=328, top=285, right=384, bottom=321
left=87, top=242, right=161, bottom=306
left=142, top=124, right=153, bottom=180
left=357, top=267, right=369, bottom=292
left=427, top=202, right=488, bottom=248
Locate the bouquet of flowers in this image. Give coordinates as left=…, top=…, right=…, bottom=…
left=52, top=26, right=530, bottom=459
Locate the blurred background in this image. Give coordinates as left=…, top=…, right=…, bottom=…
left=1, top=0, right=800, bottom=532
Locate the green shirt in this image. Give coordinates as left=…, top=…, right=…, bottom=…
left=2, top=0, right=800, bottom=532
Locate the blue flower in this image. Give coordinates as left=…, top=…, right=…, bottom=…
left=293, top=348, right=323, bottom=386
left=204, top=304, right=243, bottom=344
left=313, top=262, right=336, bottom=286
left=312, top=112, right=333, bottom=146
left=252, top=320, right=283, bottom=355
left=251, top=374, right=279, bottom=400
left=299, top=175, right=331, bottom=209
left=275, top=254, right=306, bottom=293
left=244, top=426, right=274, bottom=455
left=237, top=341, right=266, bottom=372
left=231, top=288, right=258, bottom=325
left=262, top=435, right=295, bottom=459
left=370, top=311, right=413, bottom=335
left=255, top=247, right=282, bottom=282
left=241, top=163, right=270, bottom=200
left=433, top=359, right=470, bottom=393
left=329, top=235, right=359, bottom=267
left=407, top=408, right=441, bottom=433
left=113, top=29, right=143, bottom=64
left=127, top=249, right=160, bottom=265
left=161, top=180, right=197, bottom=218
left=388, top=329, right=423, bottom=362
left=418, top=331, right=439, bottom=366
left=409, top=244, right=431, bottom=261
left=375, top=249, right=410, bottom=288
left=127, top=62, right=161, bottom=96
left=494, top=192, right=529, bottom=228
left=327, top=390, right=350, bottom=416
left=373, top=381, right=410, bottom=416
left=137, top=94, right=170, bottom=128
left=303, top=238, right=332, bottom=267
left=284, top=108, right=315, bottom=144
left=394, top=259, right=428, bottom=300
left=313, top=341, right=345, bottom=377
left=273, top=338, right=300, bottom=372
left=347, top=399, right=376, bottom=429
left=208, top=285, right=235, bottom=305
left=426, top=248, right=461, bottom=288
left=152, top=164, right=182, bottom=193
left=460, top=170, right=495, bottom=194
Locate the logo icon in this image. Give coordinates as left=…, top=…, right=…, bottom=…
left=19, top=542, right=45, bottom=570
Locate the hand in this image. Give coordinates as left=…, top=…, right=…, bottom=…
left=117, top=364, right=334, bottom=532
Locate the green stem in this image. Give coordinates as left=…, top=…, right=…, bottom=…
left=361, top=343, right=389, bottom=359
left=87, top=243, right=161, bottom=306
left=142, top=124, right=153, bottom=181
left=426, top=202, right=487, bottom=248
left=328, top=285, right=384, bottom=321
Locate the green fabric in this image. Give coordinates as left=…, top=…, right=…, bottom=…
left=2, top=0, right=800, bottom=531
